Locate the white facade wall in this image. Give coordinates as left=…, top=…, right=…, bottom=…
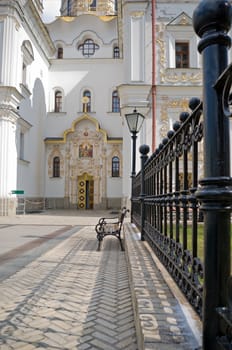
left=0, top=0, right=55, bottom=214
left=48, top=15, right=119, bottom=59
left=1, top=0, right=213, bottom=214
left=16, top=29, right=51, bottom=199
left=46, top=59, right=123, bottom=138
left=42, top=14, right=125, bottom=209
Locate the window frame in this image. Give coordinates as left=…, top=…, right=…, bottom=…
left=21, top=40, right=34, bottom=89
left=57, top=47, right=63, bottom=59
left=82, top=90, right=91, bottom=112
left=53, top=157, right=60, bottom=178
left=112, top=90, right=120, bottom=112
left=166, top=25, right=199, bottom=69
left=113, top=46, right=120, bottom=58
left=78, top=39, right=99, bottom=57
left=175, top=41, right=189, bottom=68
left=67, top=0, right=72, bottom=15
left=90, top=0, right=96, bottom=11
left=112, top=156, right=120, bottom=177
left=19, top=132, right=25, bottom=160
left=54, top=90, right=62, bottom=113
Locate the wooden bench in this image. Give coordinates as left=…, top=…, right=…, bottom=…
left=95, top=207, right=129, bottom=251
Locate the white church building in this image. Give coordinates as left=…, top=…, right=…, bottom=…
left=0, top=0, right=205, bottom=215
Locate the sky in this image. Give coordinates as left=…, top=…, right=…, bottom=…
left=42, top=0, right=61, bottom=23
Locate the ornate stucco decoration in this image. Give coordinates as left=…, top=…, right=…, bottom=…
left=161, top=70, right=202, bottom=84
left=156, top=22, right=202, bottom=85
left=159, top=97, right=190, bottom=138
left=46, top=112, right=123, bottom=206
left=130, top=11, right=144, bottom=18
left=44, top=113, right=122, bottom=145
left=167, top=12, right=192, bottom=26
left=60, top=0, right=117, bottom=18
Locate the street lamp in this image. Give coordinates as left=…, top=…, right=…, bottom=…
left=125, top=109, right=145, bottom=221
left=125, top=109, right=145, bottom=177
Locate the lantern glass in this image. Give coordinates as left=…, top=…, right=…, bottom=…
left=125, top=109, right=145, bottom=133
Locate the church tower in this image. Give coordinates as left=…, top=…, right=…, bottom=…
left=60, top=0, right=117, bottom=17
left=43, top=0, right=125, bottom=210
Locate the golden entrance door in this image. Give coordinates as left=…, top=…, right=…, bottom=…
left=78, top=173, right=94, bottom=209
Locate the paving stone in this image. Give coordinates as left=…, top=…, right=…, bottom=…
left=0, top=215, right=202, bottom=350
left=0, top=226, right=138, bottom=350
left=124, top=223, right=202, bottom=350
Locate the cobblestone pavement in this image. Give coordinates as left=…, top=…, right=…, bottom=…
left=124, top=224, right=202, bottom=350
left=0, top=226, right=138, bottom=350
left=0, top=211, right=202, bottom=350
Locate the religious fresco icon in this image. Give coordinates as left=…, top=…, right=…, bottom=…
left=79, top=143, right=93, bottom=158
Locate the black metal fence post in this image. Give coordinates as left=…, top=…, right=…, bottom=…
left=131, top=131, right=137, bottom=223
left=140, top=144, right=150, bottom=241
left=193, top=1, right=232, bottom=348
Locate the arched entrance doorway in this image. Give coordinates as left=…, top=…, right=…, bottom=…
left=78, top=173, right=94, bottom=209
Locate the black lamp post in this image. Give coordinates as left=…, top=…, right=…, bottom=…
left=125, top=109, right=145, bottom=220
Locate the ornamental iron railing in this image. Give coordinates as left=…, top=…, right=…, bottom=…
left=131, top=1, right=232, bottom=348
left=132, top=98, right=204, bottom=318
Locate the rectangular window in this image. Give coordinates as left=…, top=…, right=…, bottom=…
left=20, top=132, right=24, bottom=160
left=175, top=42, right=189, bottom=68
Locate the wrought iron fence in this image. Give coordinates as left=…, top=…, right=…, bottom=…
left=131, top=171, right=141, bottom=230
left=131, top=0, right=232, bottom=348
left=132, top=98, right=204, bottom=318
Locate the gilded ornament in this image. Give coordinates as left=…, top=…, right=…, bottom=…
left=131, top=11, right=144, bottom=18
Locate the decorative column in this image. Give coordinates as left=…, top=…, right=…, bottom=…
left=0, top=7, right=23, bottom=215
left=0, top=88, right=21, bottom=215
left=130, top=11, right=145, bottom=82
left=193, top=1, right=232, bottom=348
left=0, top=16, right=18, bottom=86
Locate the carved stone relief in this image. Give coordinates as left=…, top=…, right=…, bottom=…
left=47, top=117, right=122, bottom=208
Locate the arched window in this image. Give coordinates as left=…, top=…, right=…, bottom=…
left=67, top=0, right=72, bottom=15
left=21, top=40, right=34, bottom=88
left=57, top=47, right=63, bottom=59
left=78, top=39, right=99, bottom=57
left=112, top=156, right=120, bottom=177
left=55, top=91, right=62, bottom=112
left=114, top=0, right=118, bottom=12
left=53, top=157, right=60, bottom=177
left=113, top=46, right=120, bottom=58
left=82, top=90, right=91, bottom=112
left=90, top=0, right=96, bottom=10
left=20, top=132, right=25, bottom=160
left=112, top=90, right=120, bottom=112
left=22, top=63, right=27, bottom=86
